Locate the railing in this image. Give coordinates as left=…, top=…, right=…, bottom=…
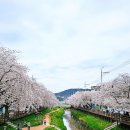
left=121, top=115, right=130, bottom=126
left=77, top=107, right=130, bottom=126
left=0, top=111, right=35, bottom=124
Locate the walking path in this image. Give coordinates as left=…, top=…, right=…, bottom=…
left=22, top=109, right=60, bottom=130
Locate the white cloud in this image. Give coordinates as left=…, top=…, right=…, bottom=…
left=0, top=0, right=130, bottom=92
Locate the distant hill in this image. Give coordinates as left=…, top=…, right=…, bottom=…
left=55, top=88, right=91, bottom=101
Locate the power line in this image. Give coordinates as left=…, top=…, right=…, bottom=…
left=86, top=59, right=130, bottom=86
left=86, top=77, right=101, bottom=86
left=108, top=59, right=130, bottom=73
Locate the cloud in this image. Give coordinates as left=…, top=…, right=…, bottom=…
left=0, top=0, right=130, bottom=92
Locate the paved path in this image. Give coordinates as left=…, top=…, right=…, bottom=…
left=22, top=114, right=50, bottom=130
left=22, top=125, right=47, bottom=130
left=22, top=109, right=60, bottom=130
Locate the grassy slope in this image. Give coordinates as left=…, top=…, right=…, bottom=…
left=71, top=109, right=112, bottom=130
left=0, top=108, right=51, bottom=129
left=0, top=124, right=15, bottom=130
left=112, top=127, right=123, bottom=130
left=12, top=108, right=51, bottom=127
left=45, top=107, right=66, bottom=130
left=0, top=107, right=65, bottom=130
left=44, top=127, right=57, bottom=130
left=112, top=125, right=130, bottom=130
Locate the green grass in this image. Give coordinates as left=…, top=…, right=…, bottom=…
left=0, top=123, right=15, bottom=130
left=12, top=108, right=51, bottom=127
left=49, top=107, right=67, bottom=130
left=71, top=109, right=112, bottom=130
left=112, top=127, right=123, bottom=130
left=0, top=107, right=65, bottom=130
left=44, top=127, right=57, bottom=130
left=112, top=125, right=130, bottom=130
left=0, top=108, right=52, bottom=129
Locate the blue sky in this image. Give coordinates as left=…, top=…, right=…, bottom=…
left=0, top=0, right=130, bottom=92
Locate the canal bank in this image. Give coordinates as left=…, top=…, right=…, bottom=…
left=63, top=110, right=89, bottom=130
left=63, top=109, right=113, bottom=130
left=71, top=109, right=112, bottom=130
left=67, top=109, right=130, bottom=130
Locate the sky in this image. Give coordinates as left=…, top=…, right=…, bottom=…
left=0, top=0, right=130, bottom=92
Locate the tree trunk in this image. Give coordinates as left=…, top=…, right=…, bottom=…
left=128, top=86, right=130, bottom=98
left=4, top=105, right=9, bottom=121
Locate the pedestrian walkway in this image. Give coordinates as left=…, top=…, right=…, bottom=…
left=22, top=114, right=49, bottom=130
left=22, top=109, right=61, bottom=130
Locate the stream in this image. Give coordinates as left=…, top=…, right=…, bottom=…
left=63, top=110, right=89, bottom=130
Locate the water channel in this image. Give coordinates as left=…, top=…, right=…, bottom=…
left=63, top=110, right=90, bottom=130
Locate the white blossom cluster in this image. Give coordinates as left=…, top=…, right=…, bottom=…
left=66, top=73, right=130, bottom=112
left=0, top=47, right=59, bottom=113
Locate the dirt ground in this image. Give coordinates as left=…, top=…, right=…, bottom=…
left=22, top=114, right=50, bottom=130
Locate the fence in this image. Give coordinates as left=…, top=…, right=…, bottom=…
left=77, top=107, right=130, bottom=126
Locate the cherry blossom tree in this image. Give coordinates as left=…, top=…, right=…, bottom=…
left=67, top=73, right=130, bottom=113
left=0, top=47, right=59, bottom=120
left=66, top=91, right=92, bottom=108
left=101, top=74, right=130, bottom=111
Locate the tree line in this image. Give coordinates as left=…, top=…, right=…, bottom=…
left=0, top=47, right=59, bottom=120
left=66, top=73, right=130, bottom=113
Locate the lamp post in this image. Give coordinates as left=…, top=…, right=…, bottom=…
left=17, top=122, right=20, bottom=130
left=27, top=122, right=30, bottom=130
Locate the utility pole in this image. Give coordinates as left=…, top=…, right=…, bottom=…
left=101, top=67, right=110, bottom=85
left=101, top=68, right=103, bottom=84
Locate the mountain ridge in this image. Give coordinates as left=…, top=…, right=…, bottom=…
left=55, top=88, right=91, bottom=101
